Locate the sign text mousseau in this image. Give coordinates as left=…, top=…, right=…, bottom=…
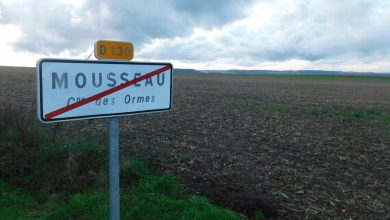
left=37, top=59, right=172, bottom=123
left=51, top=71, right=166, bottom=89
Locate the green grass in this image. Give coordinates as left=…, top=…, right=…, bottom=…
left=0, top=108, right=246, bottom=220
left=257, top=74, right=390, bottom=83
left=217, top=72, right=390, bottom=82
left=260, top=104, right=390, bottom=124
left=259, top=104, right=390, bottom=143
left=0, top=177, right=242, bottom=220
left=0, top=181, right=37, bottom=219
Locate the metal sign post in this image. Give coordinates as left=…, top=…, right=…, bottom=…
left=109, top=117, right=120, bottom=220
left=36, top=40, right=172, bottom=220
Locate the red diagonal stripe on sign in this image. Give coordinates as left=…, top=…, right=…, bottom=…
left=44, top=65, right=171, bottom=120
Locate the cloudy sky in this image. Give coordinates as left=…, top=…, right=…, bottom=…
left=0, top=0, right=390, bottom=72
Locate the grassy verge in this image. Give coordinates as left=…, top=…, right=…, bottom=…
left=256, top=74, right=390, bottom=83
left=0, top=108, right=247, bottom=220
left=258, top=104, right=390, bottom=142
left=260, top=104, right=390, bottom=124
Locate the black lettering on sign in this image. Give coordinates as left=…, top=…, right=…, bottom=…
left=137, top=96, right=144, bottom=103
left=124, top=95, right=131, bottom=104
left=75, top=72, right=86, bottom=88
left=92, top=72, right=102, bottom=87
left=120, top=72, right=128, bottom=83
left=145, top=77, right=153, bottom=86
left=95, top=98, right=109, bottom=106
left=50, top=71, right=168, bottom=89
left=67, top=97, right=75, bottom=106
left=107, top=72, right=116, bottom=87
left=133, top=73, right=141, bottom=87
left=100, top=45, right=106, bottom=55
left=52, top=72, right=68, bottom=89
left=125, top=47, right=131, bottom=55
left=157, top=73, right=165, bottom=86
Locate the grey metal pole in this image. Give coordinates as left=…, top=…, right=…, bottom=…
left=109, top=117, right=120, bottom=220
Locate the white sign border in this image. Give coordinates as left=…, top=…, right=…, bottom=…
left=36, top=58, right=173, bottom=123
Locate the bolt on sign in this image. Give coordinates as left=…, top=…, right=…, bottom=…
left=95, top=40, right=134, bottom=60
left=36, top=59, right=172, bottom=123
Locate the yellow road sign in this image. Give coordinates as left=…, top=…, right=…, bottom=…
left=94, top=40, right=134, bottom=60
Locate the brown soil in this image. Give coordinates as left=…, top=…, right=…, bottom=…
left=1, top=67, right=389, bottom=219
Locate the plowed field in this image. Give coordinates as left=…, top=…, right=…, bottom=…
left=1, top=67, right=389, bottom=219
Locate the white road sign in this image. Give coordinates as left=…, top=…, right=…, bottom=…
left=37, top=59, right=172, bottom=122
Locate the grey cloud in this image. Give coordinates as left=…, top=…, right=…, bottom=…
left=172, top=0, right=252, bottom=26
left=237, top=0, right=390, bottom=61
left=139, top=0, right=390, bottom=65
left=284, top=0, right=390, bottom=59
left=1, top=0, right=390, bottom=67
left=0, top=0, right=255, bottom=55
left=0, top=0, right=103, bottom=55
